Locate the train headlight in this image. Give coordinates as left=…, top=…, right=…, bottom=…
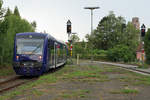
left=31, top=63, right=34, bottom=66
left=38, top=55, right=42, bottom=60
left=16, top=56, right=19, bottom=60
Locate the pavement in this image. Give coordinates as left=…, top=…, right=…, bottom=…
left=92, top=61, right=150, bottom=75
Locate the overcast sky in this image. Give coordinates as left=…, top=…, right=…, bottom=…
left=3, top=0, right=150, bottom=41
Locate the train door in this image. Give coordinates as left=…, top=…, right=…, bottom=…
left=57, top=44, right=61, bottom=64
left=54, top=42, right=57, bottom=68
left=47, top=39, right=55, bottom=69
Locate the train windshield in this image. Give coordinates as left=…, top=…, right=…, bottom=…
left=16, top=38, right=44, bottom=55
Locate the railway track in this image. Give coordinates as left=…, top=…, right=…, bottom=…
left=0, top=67, right=63, bottom=94
left=0, top=76, right=38, bottom=94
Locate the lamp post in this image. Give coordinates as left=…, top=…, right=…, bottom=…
left=84, top=7, right=100, bottom=34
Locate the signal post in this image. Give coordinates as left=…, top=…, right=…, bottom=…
left=67, top=20, right=73, bottom=62
left=140, top=24, right=146, bottom=64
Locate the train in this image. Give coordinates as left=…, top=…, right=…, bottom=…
left=13, top=32, right=68, bottom=76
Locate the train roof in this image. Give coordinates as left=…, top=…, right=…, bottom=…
left=16, top=32, right=67, bottom=46
left=16, top=32, right=48, bottom=37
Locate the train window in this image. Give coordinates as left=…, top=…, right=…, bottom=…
left=48, top=39, right=50, bottom=48
left=60, top=45, right=63, bottom=62
left=49, top=40, right=55, bottom=66
left=57, top=44, right=60, bottom=63
left=16, top=38, right=44, bottom=55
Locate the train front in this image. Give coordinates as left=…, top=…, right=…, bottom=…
left=13, top=33, right=45, bottom=76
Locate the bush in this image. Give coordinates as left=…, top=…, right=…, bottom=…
left=76, top=49, right=108, bottom=61
left=139, top=63, right=150, bottom=69
left=107, top=45, right=135, bottom=62
left=90, top=50, right=108, bottom=61
left=91, top=49, right=107, bottom=55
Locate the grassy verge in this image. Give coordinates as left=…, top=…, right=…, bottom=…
left=0, top=65, right=109, bottom=100
left=1, top=64, right=150, bottom=100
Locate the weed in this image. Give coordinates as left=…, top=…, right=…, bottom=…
left=121, top=89, right=138, bottom=94
left=31, top=89, right=43, bottom=96
left=138, top=63, right=150, bottom=69
left=61, top=93, right=72, bottom=98
left=110, top=89, right=138, bottom=94
left=60, top=89, right=90, bottom=99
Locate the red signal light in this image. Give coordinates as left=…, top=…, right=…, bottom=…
left=142, top=29, right=145, bottom=32
left=57, top=45, right=60, bottom=48
left=70, top=45, right=73, bottom=50
left=142, top=49, right=144, bottom=53
left=141, top=29, right=145, bottom=37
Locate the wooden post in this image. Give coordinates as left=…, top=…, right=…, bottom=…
left=77, top=54, right=79, bottom=64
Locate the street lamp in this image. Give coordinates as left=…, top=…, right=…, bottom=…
left=72, top=32, right=77, bottom=35
left=84, top=7, right=100, bottom=34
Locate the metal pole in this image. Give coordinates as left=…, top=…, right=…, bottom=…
left=91, top=9, right=93, bottom=34
left=84, top=7, right=99, bottom=34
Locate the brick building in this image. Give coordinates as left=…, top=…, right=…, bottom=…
left=132, top=17, right=140, bottom=30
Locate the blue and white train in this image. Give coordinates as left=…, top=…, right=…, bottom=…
left=13, top=32, right=68, bottom=76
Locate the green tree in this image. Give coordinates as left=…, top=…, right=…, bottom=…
left=14, top=6, right=20, bottom=17
left=73, top=40, right=88, bottom=58
left=0, top=0, right=6, bottom=65
left=0, top=0, right=4, bottom=18
left=5, top=8, right=12, bottom=17
left=0, top=13, right=35, bottom=65
left=144, top=28, right=150, bottom=64
left=86, top=12, right=139, bottom=50
left=123, top=22, right=139, bottom=52
left=86, top=12, right=126, bottom=50
left=70, top=34, right=80, bottom=43
left=86, top=11, right=139, bottom=62
left=31, top=21, right=37, bottom=30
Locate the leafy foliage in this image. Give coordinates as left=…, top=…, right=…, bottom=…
left=5, top=8, right=12, bottom=17
left=0, top=2, right=36, bottom=66
left=70, top=34, right=80, bottom=43
left=14, top=6, right=20, bottom=17
left=31, top=21, right=37, bottom=30
left=73, top=40, right=87, bottom=58
left=86, top=12, right=127, bottom=50
left=85, top=11, right=139, bottom=62
left=0, top=0, right=4, bottom=18
left=107, top=45, right=135, bottom=62
left=86, top=12, right=139, bottom=51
